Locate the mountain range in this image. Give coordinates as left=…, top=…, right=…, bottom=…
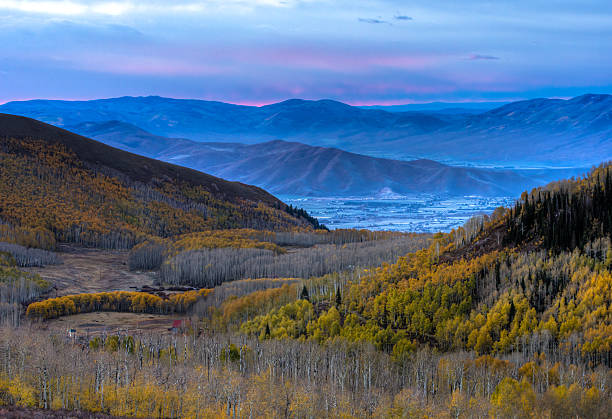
left=1, top=94, right=610, bottom=167
left=64, top=120, right=581, bottom=197
left=0, top=96, right=444, bottom=144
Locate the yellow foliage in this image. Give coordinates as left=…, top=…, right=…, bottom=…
left=26, top=288, right=211, bottom=320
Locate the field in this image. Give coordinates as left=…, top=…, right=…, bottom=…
left=23, top=244, right=156, bottom=297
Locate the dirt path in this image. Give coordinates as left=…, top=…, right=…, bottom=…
left=24, top=244, right=157, bottom=297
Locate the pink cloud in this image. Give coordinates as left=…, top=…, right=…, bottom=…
left=65, top=42, right=448, bottom=77
left=72, top=53, right=232, bottom=76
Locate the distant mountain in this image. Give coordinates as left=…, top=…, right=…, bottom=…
left=378, top=94, right=612, bottom=166
left=1, top=94, right=610, bottom=167
left=359, top=101, right=510, bottom=114
left=0, top=96, right=447, bottom=143
left=66, top=120, right=581, bottom=197
left=0, top=114, right=317, bottom=249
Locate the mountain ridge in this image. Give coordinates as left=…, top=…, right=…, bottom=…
left=1, top=94, right=610, bottom=167
left=65, top=119, right=584, bottom=197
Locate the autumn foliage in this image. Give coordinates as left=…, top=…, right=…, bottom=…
left=25, top=288, right=211, bottom=320
left=0, top=137, right=315, bottom=250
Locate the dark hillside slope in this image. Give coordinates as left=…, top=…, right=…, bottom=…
left=445, top=162, right=612, bottom=261
left=0, top=114, right=314, bottom=249
left=503, top=163, right=612, bottom=251
left=0, top=113, right=277, bottom=204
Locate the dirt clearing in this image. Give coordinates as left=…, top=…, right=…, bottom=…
left=24, top=244, right=156, bottom=297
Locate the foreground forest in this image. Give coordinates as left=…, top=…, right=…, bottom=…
left=0, top=118, right=611, bottom=418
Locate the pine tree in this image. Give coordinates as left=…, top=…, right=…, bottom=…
left=509, top=301, right=516, bottom=323
left=335, top=286, right=341, bottom=307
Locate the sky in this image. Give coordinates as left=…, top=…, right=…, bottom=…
left=0, top=0, right=611, bottom=105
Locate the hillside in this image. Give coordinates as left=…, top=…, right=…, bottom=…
left=1, top=94, right=610, bottom=167
left=64, top=120, right=580, bottom=197
left=380, top=94, right=612, bottom=166
left=0, top=114, right=316, bottom=249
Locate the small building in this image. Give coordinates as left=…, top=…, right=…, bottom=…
left=67, top=328, right=77, bottom=338
left=169, top=319, right=190, bottom=333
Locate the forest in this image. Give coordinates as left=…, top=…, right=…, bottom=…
left=0, top=128, right=611, bottom=418
left=0, top=135, right=320, bottom=250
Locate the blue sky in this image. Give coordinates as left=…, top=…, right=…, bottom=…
left=0, top=0, right=610, bottom=104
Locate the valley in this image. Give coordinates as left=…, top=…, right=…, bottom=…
left=281, top=194, right=517, bottom=232
left=0, top=95, right=596, bottom=234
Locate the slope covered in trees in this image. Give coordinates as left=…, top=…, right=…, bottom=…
left=0, top=114, right=319, bottom=250
left=504, top=163, right=612, bottom=250
left=237, top=165, right=612, bottom=366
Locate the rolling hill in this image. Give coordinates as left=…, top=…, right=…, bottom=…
left=1, top=94, right=610, bottom=167
left=64, top=120, right=581, bottom=197
left=0, top=96, right=447, bottom=144
left=376, top=93, right=612, bottom=165
left=0, top=114, right=317, bottom=249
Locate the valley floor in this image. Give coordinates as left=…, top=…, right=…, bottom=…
left=281, top=195, right=516, bottom=232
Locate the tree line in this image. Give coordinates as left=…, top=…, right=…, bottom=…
left=0, top=242, right=61, bottom=267
left=158, top=235, right=430, bottom=287
left=25, top=289, right=211, bottom=321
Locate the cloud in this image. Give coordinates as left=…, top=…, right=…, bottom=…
left=394, top=15, right=412, bottom=21
left=0, top=0, right=88, bottom=15
left=468, top=54, right=500, bottom=60
left=0, top=0, right=296, bottom=17
left=358, top=17, right=389, bottom=24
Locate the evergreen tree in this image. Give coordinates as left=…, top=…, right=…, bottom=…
left=335, top=286, right=341, bottom=307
